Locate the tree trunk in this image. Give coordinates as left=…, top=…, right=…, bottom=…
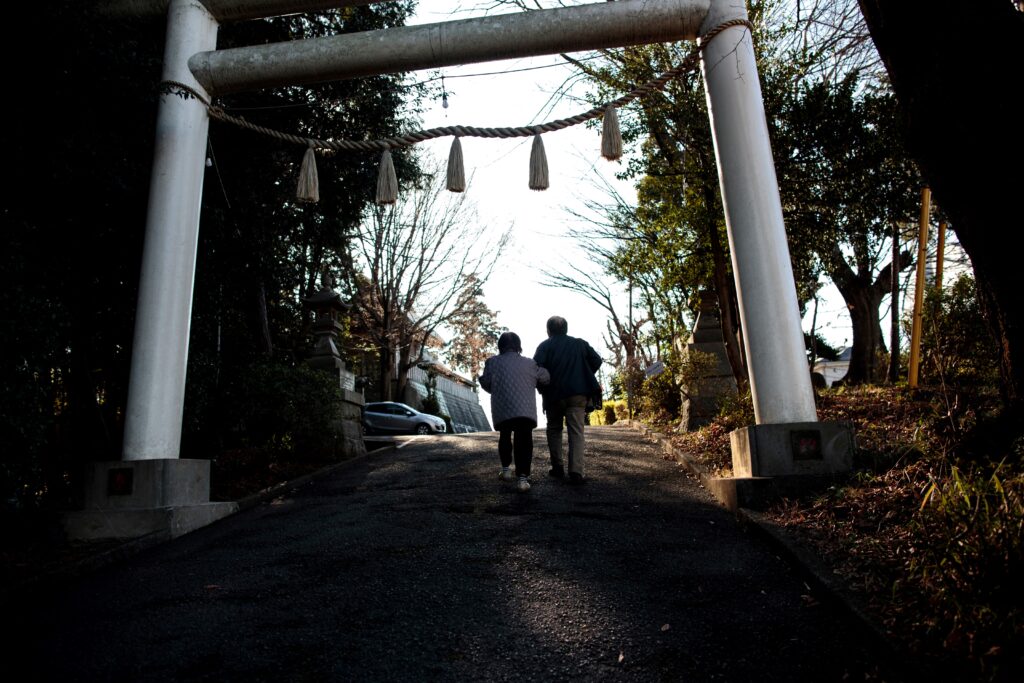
left=836, top=284, right=886, bottom=384
left=858, top=0, right=1024, bottom=411
left=396, top=354, right=412, bottom=406
left=829, top=248, right=910, bottom=385
left=887, top=222, right=901, bottom=383
left=256, top=282, right=273, bottom=357
left=302, top=241, right=323, bottom=332
left=378, top=345, right=394, bottom=402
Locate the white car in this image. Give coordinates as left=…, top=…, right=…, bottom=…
left=361, top=402, right=447, bottom=436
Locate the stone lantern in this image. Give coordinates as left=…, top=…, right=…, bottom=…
left=678, top=289, right=738, bottom=430
left=301, top=270, right=366, bottom=458
left=302, top=271, right=354, bottom=389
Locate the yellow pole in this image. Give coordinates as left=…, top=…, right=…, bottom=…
left=908, top=187, right=931, bottom=388
left=935, top=220, right=946, bottom=291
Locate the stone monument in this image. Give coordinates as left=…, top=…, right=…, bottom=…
left=302, top=272, right=366, bottom=458
left=678, top=290, right=738, bottom=430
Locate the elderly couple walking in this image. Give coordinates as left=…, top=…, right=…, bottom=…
left=478, top=316, right=602, bottom=493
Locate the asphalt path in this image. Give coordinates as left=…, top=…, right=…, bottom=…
left=6, top=426, right=901, bottom=682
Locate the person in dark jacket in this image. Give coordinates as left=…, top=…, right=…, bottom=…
left=479, top=331, right=550, bottom=493
left=533, top=316, right=602, bottom=484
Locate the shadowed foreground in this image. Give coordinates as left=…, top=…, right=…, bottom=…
left=5, top=426, right=900, bottom=681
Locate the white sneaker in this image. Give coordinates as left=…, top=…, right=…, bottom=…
left=517, top=477, right=531, bottom=493
left=498, top=468, right=516, bottom=482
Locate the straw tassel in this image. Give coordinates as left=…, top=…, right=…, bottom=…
left=296, top=145, right=320, bottom=203
left=446, top=137, right=465, bottom=193
left=528, top=133, right=549, bottom=191
left=376, top=148, right=398, bottom=205
left=601, top=105, right=623, bottom=161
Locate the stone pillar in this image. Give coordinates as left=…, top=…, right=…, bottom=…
left=699, top=6, right=854, bottom=494
left=679, top=291, right=738, bottom=430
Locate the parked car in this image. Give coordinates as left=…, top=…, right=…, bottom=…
left=361, top=402, right=447, bottom=436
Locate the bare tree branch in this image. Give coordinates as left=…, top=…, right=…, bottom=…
left=350, top=158, right=511, bottom=399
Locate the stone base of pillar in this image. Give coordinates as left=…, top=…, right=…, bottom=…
left=715, top=419, right=856, bottom=511
left=63, top=459, right=237, bottom=541
left=729, top=420, right=855, bottom=478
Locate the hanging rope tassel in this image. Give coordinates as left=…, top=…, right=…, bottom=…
left=296, top=145, right=320, bottom=203
left=376, top=148, right=398, bottom=205
left=601, top=105, right=623, bottom=161
left=446, top=137, right=465, bottom=193
left=529, top=133, right=549, bottom=191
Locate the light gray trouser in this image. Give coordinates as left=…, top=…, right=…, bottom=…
left=546, top=394, right=588, bottom=476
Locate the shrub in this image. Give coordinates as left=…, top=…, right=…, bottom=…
left=630, top=349, right=721, bottom=426
left=218, top=360, right=345, bottom=461
left=419, top=393, right=442, bottom=417
left=716, top=388, right=755, bottom=432
left=638, top=364, right=681, bottom=423
left=419, top=377, right=453, bottom=433
left=910, top=462, right=1023, bottom=677
left=0, top=367, right=55, bottom=514
left=919, top=274, right=1000, bottom=393
left=617, top=360, right=646, bottom=418
left=588, top=400, right=624, bottom=425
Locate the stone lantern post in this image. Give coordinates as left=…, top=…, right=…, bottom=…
left=301, top=271, right=366, bottom=457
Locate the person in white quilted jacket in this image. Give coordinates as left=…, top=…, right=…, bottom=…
left=478, top=331, right=550, bottom=493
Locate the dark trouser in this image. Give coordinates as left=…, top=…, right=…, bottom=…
left=496, top=417, right=536, bottom=477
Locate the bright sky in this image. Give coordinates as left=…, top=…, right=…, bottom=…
left=409, top=57, right=629, bottom=358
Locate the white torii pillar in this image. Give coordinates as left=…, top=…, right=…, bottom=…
left=698, top=4, right=851, bottom=491
left=699, top=4, right=817, bottom=426
left=123, top=0, right=218, bottom=462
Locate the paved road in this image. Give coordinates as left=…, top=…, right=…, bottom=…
left=5, top=426, right=900, bottom=682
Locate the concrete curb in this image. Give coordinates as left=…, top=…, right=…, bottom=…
left=614, top=420, right=928, bottom=682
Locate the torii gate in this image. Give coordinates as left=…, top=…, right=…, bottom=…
left=69, top=0, right=852, bottom=539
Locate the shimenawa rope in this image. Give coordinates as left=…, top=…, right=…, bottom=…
left=157, top=18, right=752, bottom=202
